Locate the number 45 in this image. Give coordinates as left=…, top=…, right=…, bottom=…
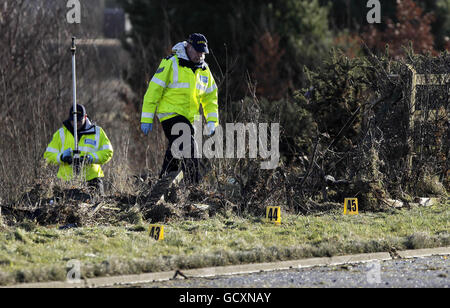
left=344, top=198, right=359, bottom=215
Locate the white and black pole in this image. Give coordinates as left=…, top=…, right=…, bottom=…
left=71, top=37, right=81, bottom=169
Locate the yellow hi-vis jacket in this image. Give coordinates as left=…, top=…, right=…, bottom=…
left=44, top=123, right=113, bottom=181
left=141, top=52, right=219, bottom=125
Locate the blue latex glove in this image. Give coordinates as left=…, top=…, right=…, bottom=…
left=84, top=154, right=94, bottom=164
left=141, top=123, right=153, bottom=136
left=207, top=121, right=216, bottom=136
left=61, top=148, right=73, bottom=164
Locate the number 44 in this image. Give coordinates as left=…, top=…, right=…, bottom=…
left=266, top=206, right=281, bottom=225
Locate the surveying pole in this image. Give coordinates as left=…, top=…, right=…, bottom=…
left=71, top=37, right=81, bottom=172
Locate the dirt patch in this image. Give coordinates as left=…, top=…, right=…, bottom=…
left=1, top=183, right=137, bottom=227
left=1, top=179, right=240, bottom=227
left=5, top=172, right=436, bottom=228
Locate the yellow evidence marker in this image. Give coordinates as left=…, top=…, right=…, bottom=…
left=149, top=225, right=165, bottom=241
left=344, top=198, right=359, bottom=215
left=266, top=206, right=281, bottom=225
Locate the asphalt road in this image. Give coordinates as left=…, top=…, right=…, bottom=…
left=129, top=255, right=449, bottom=288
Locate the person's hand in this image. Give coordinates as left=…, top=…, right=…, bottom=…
left=141, top=123, right=153, bottom=136
left=61, top=148, right=73, bottom=164
left=207, top=121, right=216, bottom=136
left=84, top=154, right=94, bottom=164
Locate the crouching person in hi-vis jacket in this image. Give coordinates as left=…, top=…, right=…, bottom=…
left=141, top=33, right=219, bottom=184
left=44, top=104, right=113, bottom=195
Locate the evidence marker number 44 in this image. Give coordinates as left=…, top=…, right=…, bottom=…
left=266, top=206, right=281, bottom=225
left=149, top=225, right=164, bottom=241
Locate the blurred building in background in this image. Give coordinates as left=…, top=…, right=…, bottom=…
left=94, top=0, right=128, bottom=39
left=104, top=7, right=125, bottom=38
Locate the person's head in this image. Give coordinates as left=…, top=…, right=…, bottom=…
left=186, top=33, right=209, bottom=64
left=68, top=104, right=87, bottom=129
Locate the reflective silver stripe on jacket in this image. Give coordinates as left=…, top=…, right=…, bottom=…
left=46, top=146, right=61, bottom=164
left=80, top=144, right=111, bottom=153
left=205, top=84, right=217, bottom=94
left=141, top=112, right=154, bottom=119
left=171, top=57, right=180, bottom=83
left=151, top=77, right=167, bottom=88
left=46, top=147, right=59, bottom=154
left=100, top=144, right=113, bottom=151
left=157, top=112, right=177, bottom=119
left=78, top=146, right=95, bottom=153
left=95, top=127, right=100, bottom=150
left=168, top=83, right=190, bottom=89
left=58, top=128, right=65, bottom=164
left=207, top=113, right=218, bottom=119
left=91, top=152, right=99, bottom=164
left=59, top=128, right=65, bottom=151
left=168, top=56, right=190, bottom=89
left=196, top=84, right=207, bottom=92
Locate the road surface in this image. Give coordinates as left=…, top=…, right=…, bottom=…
left=127, top=255, right=449, bottom=288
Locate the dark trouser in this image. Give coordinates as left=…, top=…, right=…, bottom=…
left=160, top=116, right=200, bottom=184
left=88, top=178, right=105, bottom=196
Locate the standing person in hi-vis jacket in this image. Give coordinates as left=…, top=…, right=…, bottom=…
left=140, top=33, right=219, bottom=183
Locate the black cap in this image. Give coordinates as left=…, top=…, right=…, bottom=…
left=69, top=104, right=86, bottom=121
left=187, top=33, right=209, bottom=54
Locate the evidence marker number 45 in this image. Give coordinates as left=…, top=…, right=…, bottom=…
left=344, top=198, right=359, bottom=215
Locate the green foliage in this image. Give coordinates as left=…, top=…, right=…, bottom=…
left=265, top=0, right=333, bottom=85
left=296, top=50, right=372, bottom=153
left=288, top=48, right=449, bottom=205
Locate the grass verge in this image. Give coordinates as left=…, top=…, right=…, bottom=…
left=0, top=202, right=448, bottom=286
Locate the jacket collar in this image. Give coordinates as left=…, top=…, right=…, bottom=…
left=172, top=42, right=189, bottom=61
left=63, top=117, right=96, bottom=138
left=178, top=58, right=207, bottom=71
